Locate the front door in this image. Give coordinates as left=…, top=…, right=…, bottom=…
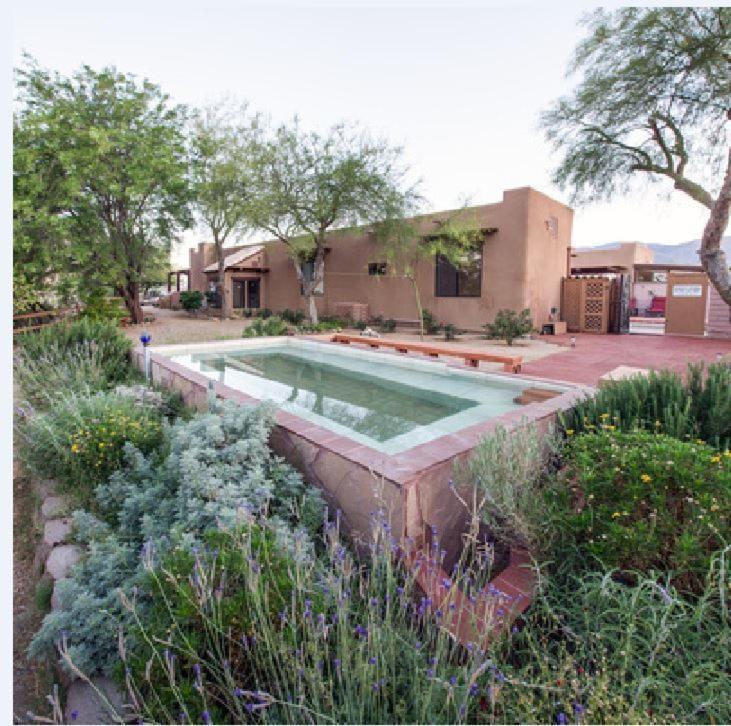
left=246, top=279, right=260, bottom=309
left=233, top=280, right=246, bottom=309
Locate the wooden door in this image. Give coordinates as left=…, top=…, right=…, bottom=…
left=665, top=272, right=708, bottom=336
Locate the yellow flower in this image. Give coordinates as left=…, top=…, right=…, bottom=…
left=600, top=413, right=610, bottom=420
left=654, top=420, right=661, bottom=428
left=99, top=442, right=105, bottom=449
left=566, top=429, right=574, bottom=436
left=611, top=511, right=621, bottom=519
left=71, top=444, right=79, bottom=454
left=724, top=450, right=731, bottom=458
left=710, top=455, right=721, bottom=464
left=640, top=473, right=652, bottom=483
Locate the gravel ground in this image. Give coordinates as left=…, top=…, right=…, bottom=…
left=125, top=306, right=563, bottom=363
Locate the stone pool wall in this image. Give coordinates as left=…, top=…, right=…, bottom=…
left=133, top=344, right=587, bottom=564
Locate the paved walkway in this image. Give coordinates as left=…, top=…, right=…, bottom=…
left=521, top=333, right=731, bottom=386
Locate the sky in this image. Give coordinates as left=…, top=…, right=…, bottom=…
left=11, top=0, right=714, bottom=267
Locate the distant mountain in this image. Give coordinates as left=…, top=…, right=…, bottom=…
left=576, top=237, right=731, bottom=266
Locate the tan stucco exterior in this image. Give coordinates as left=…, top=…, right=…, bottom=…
left=183, top=187, right=573, bottom=330
left=570, top=242, right=654, bottom=273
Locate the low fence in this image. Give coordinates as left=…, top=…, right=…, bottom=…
left=13, top=306, right=79, bottom=335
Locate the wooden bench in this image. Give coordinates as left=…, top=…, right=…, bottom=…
left=330, top=334, right=523, bottom=373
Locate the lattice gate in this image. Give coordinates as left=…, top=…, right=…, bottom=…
left=561, top=277, right=612, bottom=334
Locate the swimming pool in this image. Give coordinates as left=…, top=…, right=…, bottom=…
left=166, top=338, right=568, bottom=454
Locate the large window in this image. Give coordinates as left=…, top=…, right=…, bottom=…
left=435, top=247, right=482, bottom=297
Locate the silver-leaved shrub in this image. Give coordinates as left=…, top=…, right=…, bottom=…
left=30, top=400, right=323, bottom=675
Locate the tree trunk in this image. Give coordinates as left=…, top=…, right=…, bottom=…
left=409, top=275, right=424, bottom=340
left=121, top=280, right=143, bottom=324
left=307, top=293, right=318, bottom=324
left=699, top=148, right=731, bottom=306
left=215, top=237, right=229, bottom=317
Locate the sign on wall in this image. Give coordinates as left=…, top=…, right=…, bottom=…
left=671, top=284, right=703, bottom=298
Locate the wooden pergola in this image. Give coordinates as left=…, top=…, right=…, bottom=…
left=167, top=269, right=190, bottom=292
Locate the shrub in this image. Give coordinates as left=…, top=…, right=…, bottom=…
left=15, top=319, right=132, bottom=390
left=180, top=290, right=204, bottom=312
left=298, top=320, right=343, bottom=333
left=483, top=550, right=731, bottom=724
left=547, top=430, right=730, bottom=590
left=280, top=308, right=306, bottom=324
left=243, top=316, right=290, bottom=337
left=14, top=339, right=135, bottom=409
left=257, top=307, right=273, bottom=319
left=355, top=320, right=368, bottom=331
left=17, top=391, right=165, bottom=505
left=562, top=362, right=731, bottom=448
left=422, top=309, right=441, bottom=335
left=483, top=308, right=532, bottom=345
left=443, top=323, right=458, bottom=341
left=121, top=514, right=482, bottom=725
left=30, top=401, right=323, bottom=675
left=380, top=318, right=397, bottom=333
left=456, top=423, right=562, bottom=553
left=78, top=289, right=125, bottom=323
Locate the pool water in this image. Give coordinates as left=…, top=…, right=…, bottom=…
left=169, top=340, right=561, bottom=454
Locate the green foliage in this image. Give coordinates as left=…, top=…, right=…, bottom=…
left=548, top=430, right=730, bottom=591
left=256, top=307, right=273, bottom=319
left=30, top=402, right=322, bottom=675
left=280, top=307, right=306, bottom=324
left=243, top=315, right=290, bottom=337
left=442, top=323, right=458, bottom=341
left=355, top=320, right=368, bottom=331
left=563, top=363, right=731, bottom=448
left=483, top=309, right=532, bottom=345
left=17, top=391, right=165, bottom=505
left=247, top=119, right=419, bottom=323
left=481, top=552, right=731, bottom=724
left=379, top=318, right=397, bottom=333
left=422, top=309, right=441, bottom=335
left=15, top=319, right=133, bottom=401
left=180, top=290, right=204, bottom=311
left=15, top=57, right=192, bottom=322
left=78, top=289, right=125, bottom=323
left=298, top=321, right=343, bottom=333
left=122, top=516, right=482, bottom=725
left=541, top=8, right=730, bottom=207
left=458, top=423, right=562, bottom=553
left=34, top=577, right=54, bottom=612
left=12, top=270, right=42, bottom=315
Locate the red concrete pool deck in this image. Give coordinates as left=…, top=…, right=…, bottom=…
left=521, top=334, right=731, bottom=387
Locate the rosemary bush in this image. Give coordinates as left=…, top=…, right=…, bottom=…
left=457, top=423, right=562, bottom=553
left=562, top=362, right=731, bottom=448
left=15, top=319, right=132, bottom=390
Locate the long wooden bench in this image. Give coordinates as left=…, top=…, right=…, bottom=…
left=330, top=334, right=523, bottom=373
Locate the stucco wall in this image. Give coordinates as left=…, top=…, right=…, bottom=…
left=187, top=187, right=573, bottom=330
left=571, top=242, right=654, bottom=272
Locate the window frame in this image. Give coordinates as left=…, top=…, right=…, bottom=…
left=434, top=246, right=483, bottom=298
left=368, top=262, right=388, bottom=276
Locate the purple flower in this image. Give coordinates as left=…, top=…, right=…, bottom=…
left=71, top=712, right=79, bottom=721
left=201, top=711, right=211, bottom=723
left=557, top=712, right=568, bottom=725
left=449, top=676, right=457, bottom=686
left=442, top=577, right=453, bottom=589
left=469, top=683, right=479, bottom=697
left=369, top=656, right=377, bottom=665
left=573, top=702, right=585, bottom=715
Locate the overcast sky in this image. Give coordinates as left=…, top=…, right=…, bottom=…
left=11, top=0, right=714, bottom=266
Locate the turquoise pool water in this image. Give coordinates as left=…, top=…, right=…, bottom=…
left=169, top=340, right=559, bottom=454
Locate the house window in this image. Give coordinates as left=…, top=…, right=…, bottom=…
left=300, top=261, right=324, bottom=295
left=368, top=262, right=387, bottom=276
left=435, top=247, right=482, bottom=297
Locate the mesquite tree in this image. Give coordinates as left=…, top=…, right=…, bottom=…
left=189, top=101, right=261, bottom=316
left=15, top=58, right=191, bottom=322
left=247, top=120, right=418, bottom=323
left=541, top=8, right=731, bottom=304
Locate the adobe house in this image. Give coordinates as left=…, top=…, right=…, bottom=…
left=170, top=186, right=574, bottom=330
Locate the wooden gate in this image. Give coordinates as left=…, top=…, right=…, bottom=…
left=562, top=277, right=612, bottom=334
left=665, top=272, right=708, bottom=336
